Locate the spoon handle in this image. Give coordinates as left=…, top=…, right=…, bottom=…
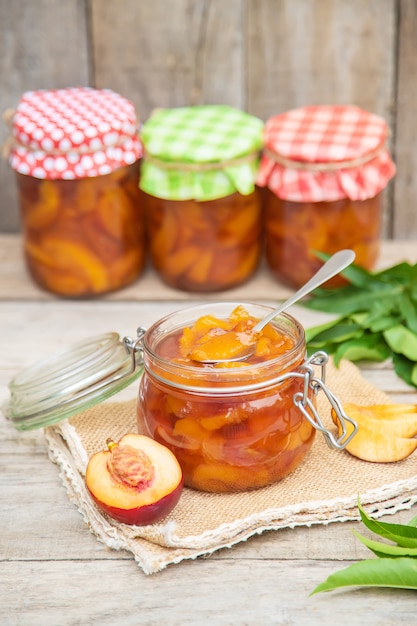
left=252, top=249, right=356, bottom=333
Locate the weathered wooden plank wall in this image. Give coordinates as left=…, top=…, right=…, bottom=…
left=1, top=0, right=416, bottom=239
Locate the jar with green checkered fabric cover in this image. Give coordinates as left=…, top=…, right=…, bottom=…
left=139, top=105, right=264, bottom=292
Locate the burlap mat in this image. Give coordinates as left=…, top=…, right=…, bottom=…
left=44, top=359, right=417, bottom=575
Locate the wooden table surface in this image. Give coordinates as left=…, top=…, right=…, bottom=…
left=2, top=234, right=417, bottom=626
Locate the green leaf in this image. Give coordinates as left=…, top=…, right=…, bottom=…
left=368, top=315, right=402, bottom=333
left=305, top=321, right=363, bottom=345
left=311, top=501, right=417, bottom=595
left=353, top=530, right=417, bottom=558
left=391, top=353, right=415, bottom=387
left=383, top=325, right=417, bottom=360
left=311, top=250, right=382, bottom=288
left=376, top=261, right=417, bottom=284
left=306, top=342, right=337, bottom=359
left=398, top=292, right=417, bottom=334
left=304, top=318, right=343, bottom=343
left=350, top=310, right=401, bottom=333
left=339, top=265, right=376, bottom=288
left=302, top=258, right=417, bottom=390
left=349, top=312, right=370, bottom=326
left=310, top=557, right=417, bottom=594
left=350, top=309, right=401, bottom=333
left=305, top=284, right=402, bottom=316
left=358, top=503, right=417, bottom=548
left=333, top=334, right=390, bottom=365
left=410, top=282, right=417, bottom=302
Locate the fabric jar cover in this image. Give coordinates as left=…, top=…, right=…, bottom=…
left=8, top=87, right=143, bottom=180
left=139, top=105, right=264, bottom=201
left=256, top=105, right=396, bottom=203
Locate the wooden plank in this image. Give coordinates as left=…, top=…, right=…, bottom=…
left=392, top=0, right=417, bottom=238
left=246, top=0, right=396, bottom=122
left=1, top=234, right=417, bottom=302
left=0, top=0, right=90, bottom=233
left=0, top=233, right=291, bottom=302
left=1, top=559, right=416, bottom=626
left=90, top=0, right=245, bottom=118
left=246, top=0, right=397, bottom=237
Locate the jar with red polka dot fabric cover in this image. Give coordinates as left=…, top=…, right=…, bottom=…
left=256, top=105, right=396, bottom=288
left=8, top=87, right=145, bottom=298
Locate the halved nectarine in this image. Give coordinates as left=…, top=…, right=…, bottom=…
left=85, top=434, right=183, bottom=525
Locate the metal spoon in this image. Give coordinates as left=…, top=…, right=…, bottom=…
left=197, top=249, right=356, bottom=364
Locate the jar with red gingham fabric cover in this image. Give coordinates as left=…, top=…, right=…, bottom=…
left=7, top=88, right=145, bottom=298
left=256, top=105, right=396, bottom=288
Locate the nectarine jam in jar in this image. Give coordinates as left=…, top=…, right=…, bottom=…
left=256, top=105, right=396, bottom=288
left=4, top=301, right=356, bottom=488
left=137, top=302, right=357, bottom=493
left=7, top=88, right=145, bottom=298
left=139, top=106, right=264, bottom=292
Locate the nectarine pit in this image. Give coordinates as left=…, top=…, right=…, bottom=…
left=106, top=438, right=155, bottom=490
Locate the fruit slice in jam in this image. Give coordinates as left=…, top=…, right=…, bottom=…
left=178, top=305, right=294, bottom=365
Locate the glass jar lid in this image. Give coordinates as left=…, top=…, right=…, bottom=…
left=3, top=331, right=144, bottom=431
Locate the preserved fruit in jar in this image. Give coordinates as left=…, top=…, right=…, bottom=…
left=137, top=302, right=317, bottom=493
left=16, top=164, right=144, bottom=297
left=263, top=193, right=382, bottom=289
left=8, top=88, right=145, bottom=297
left=144, top=191, right=261, bottom=292
left=140, top=105, right=264, bottom=292
left=257, top=105, right=396, bottom=288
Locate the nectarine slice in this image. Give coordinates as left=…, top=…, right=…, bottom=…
left=85, top=434, right=183, bottom=525
left=332, top=403, right=417, bottom=463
